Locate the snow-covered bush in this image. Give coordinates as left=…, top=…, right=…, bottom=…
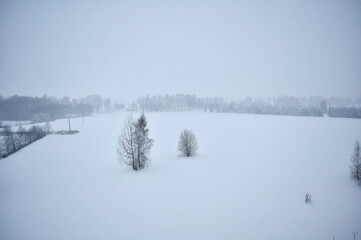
left=28, top=126, right=46, bottom=141
left=178, top=129, right=198, bottom=157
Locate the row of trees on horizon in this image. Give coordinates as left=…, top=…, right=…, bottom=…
left=0, top=94, right=125, bottom=122
left=135, top=94, right=361, bottom=118
left=1, top=93, right=361, bottom=123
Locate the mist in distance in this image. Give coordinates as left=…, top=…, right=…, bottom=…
left=0, top=0, right=361, bottom=100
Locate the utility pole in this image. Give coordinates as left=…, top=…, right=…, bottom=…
left=68, top=118, right=71, bottom=131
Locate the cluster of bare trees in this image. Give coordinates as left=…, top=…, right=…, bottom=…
left=0, top=124, right=48, bottom=159
left=117, top=114, right=154, bottom=171
left=350, top=141, right=361, bottom=184
left=0, top=94, right=119, bottom=124
left=117, top=114, right=198, bottom=171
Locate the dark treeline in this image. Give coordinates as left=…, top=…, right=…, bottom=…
left=0, top=94, right=117, bottom=122
left=136, top=94, right=361, bottom=119
left=328, top=106, right=361, bottom=118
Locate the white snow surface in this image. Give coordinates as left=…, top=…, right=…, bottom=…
left=1, top=112, right=360, bottom=240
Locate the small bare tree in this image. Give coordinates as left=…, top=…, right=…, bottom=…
left=178, top=129, right=198, bottom=157
left=117, top=116, right=136, bottom=169
left=305, top=192, right=312, bottom=204
left=350, top=141, right=361, bottom=182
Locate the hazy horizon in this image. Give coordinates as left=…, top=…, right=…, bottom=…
left=1, top=0, right=361, bottom=100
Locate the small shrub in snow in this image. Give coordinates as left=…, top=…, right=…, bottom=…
left=178, top=129, right=198, bottom=157
left=305, top=193, right=312, bottom=204
left=28, top=125, right=46, bottom=141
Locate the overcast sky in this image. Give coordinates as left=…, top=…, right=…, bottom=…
left=0, top=0, right=360, bottom=100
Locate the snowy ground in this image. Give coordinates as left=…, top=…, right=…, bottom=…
left=0, top=112, right=360, bottom=240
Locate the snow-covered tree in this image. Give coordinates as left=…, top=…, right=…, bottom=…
left=117, top=114, right=154, bottom=171
left=133, top=114, right=154, bottom=169
left=178, top=129, right=198, bottom=157
left=350, top=141, right=361, bottom=182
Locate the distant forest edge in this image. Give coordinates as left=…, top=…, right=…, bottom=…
left=0, top=95, right=124, bottom=122
left=135, top=94, right=361, bottom=119
left=0, top=94, right=361, bottom=123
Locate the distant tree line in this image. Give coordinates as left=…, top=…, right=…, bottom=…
left=0, top=94, right=118, bottom=122
left=328, top=107, right=361, bottom=119
left=136, top=94, right=361, bottom=119
left=0, top=125, right=47, bottom=158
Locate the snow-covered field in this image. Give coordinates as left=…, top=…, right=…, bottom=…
left=1, top=112, right=360, bottom=240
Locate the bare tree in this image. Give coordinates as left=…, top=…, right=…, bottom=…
left=350, top=141, right=361, bottom=182
left=178, top=129, right=198, bottom=157
left=117, top=114, right=154, bottom=171
left=117, top=116, right=136, bottom=169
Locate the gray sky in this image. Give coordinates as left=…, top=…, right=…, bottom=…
left=1, top=0, right=360, bottom=100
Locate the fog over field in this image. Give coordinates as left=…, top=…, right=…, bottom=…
left=1, top=0, right=361, bottom=99
left=1, top=1, right=361, bottom=240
